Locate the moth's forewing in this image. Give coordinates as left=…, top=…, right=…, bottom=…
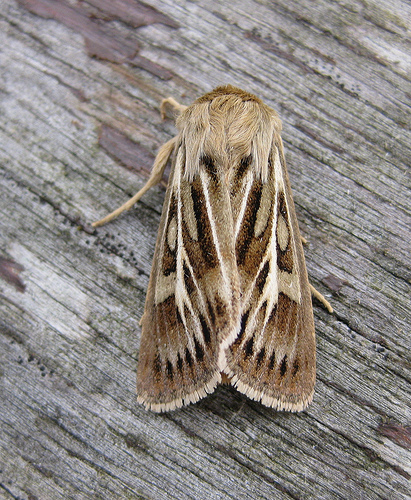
left=137, top=142, right=241, bottom=412
left=224, top=135, right=315, bottom=411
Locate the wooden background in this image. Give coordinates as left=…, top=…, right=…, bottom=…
left=1, top=0, right=410, bottom=498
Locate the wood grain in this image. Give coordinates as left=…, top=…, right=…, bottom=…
left=1, top=0, right=410, bottom=498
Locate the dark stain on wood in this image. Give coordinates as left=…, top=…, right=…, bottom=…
left=378, top=422, right=411, bottom=451
left=0, top=257, right=26, bottom=293
left=17, top=0, right=178, bottom=67
left=99, top=125, right=155, bottom=176
left=322, top=274, right=350, bottom=292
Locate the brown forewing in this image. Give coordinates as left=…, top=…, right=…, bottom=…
left=224, top=137, right=315, bottom=411
left=137, top=144, right=240, bottom=411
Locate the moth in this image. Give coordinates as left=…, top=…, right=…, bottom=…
left=93, top=85, right=332, bottom=412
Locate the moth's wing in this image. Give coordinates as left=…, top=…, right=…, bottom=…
left=137, top=143, right=240, bottom=412
left=223, top=137, right=316, bottom=411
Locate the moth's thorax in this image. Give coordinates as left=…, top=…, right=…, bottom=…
left=177, top=86, right=282, bottom=182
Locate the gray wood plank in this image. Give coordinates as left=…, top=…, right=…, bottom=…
left=1, top=0, right=410, bottom=499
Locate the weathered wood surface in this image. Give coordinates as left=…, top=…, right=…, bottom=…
left=1, top=0, right=410, bottom=498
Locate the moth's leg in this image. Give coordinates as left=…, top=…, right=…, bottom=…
left=93, top=137, right=177, bottom=227
left=160, top=97, right=188, bottom=120
left=93, top=95, right=183, bottom=228
left=301, top=235, right=308, bottom=245
left=309, top=284, right=333, bottom=313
